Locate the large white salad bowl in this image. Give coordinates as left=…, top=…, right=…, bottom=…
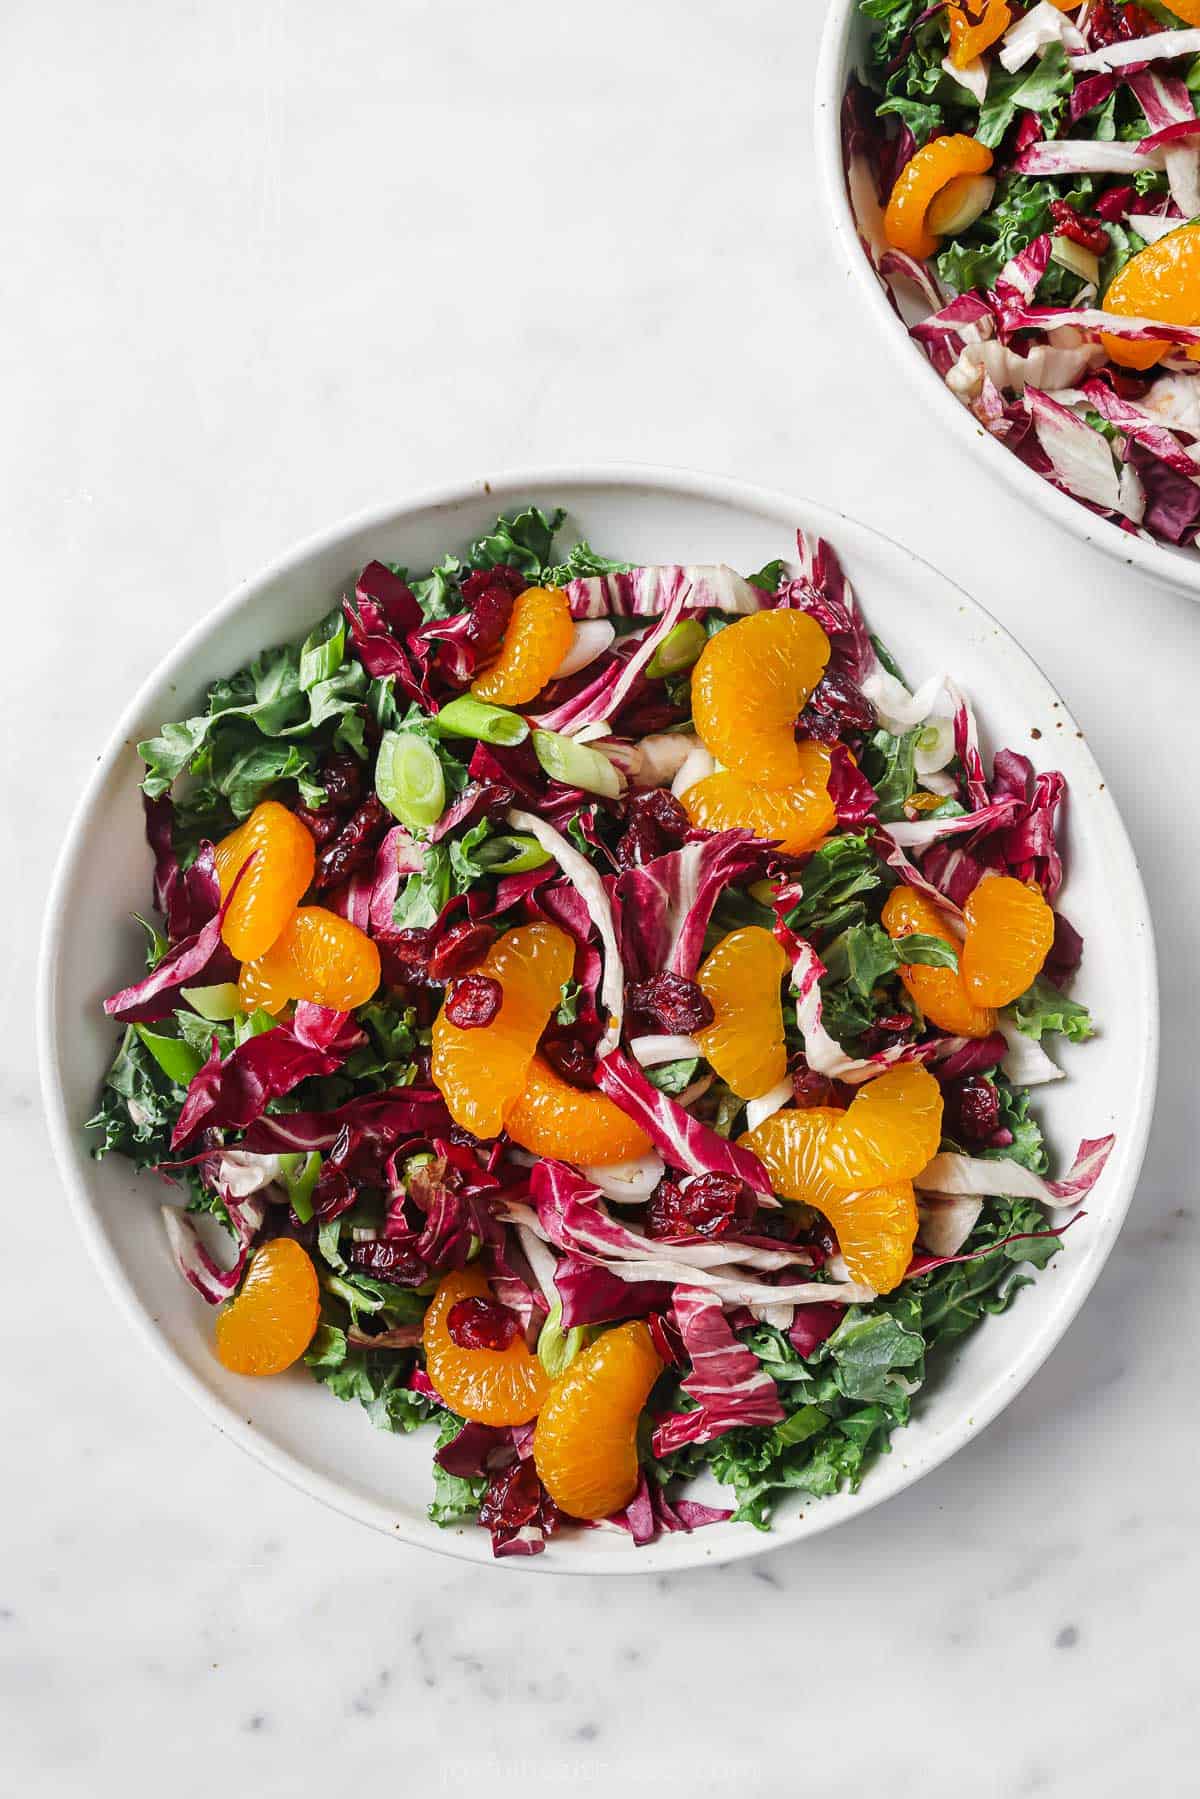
left=38, top=467, right=1157, bottom=1573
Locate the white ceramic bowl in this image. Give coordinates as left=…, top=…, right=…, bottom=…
left=38, top=467, right=1157, bottom=1574
left=815, top=0, right=1200, bottom=600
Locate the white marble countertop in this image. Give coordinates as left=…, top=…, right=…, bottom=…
left=5, top=0, right=1197, bottom=1792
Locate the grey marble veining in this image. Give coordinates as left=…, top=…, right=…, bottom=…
left=3, top=1, right=1197, bottom=1793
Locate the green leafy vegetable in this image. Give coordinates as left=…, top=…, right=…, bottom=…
left=429, top=1412, right=488, bottom=1524
left=976, top=42, right=1073, bottom=150
left=1010, top=976, right=1094, bottom=1043
left=934, top=174, right=1097, bottom=303
left=861, top=728, right=917, bottom=822
left=645, top=1056, right=703, bottom=1095
left=784, top=834, right=883, bottom=938
left=651, top=1193, right=1065, bottom=1527
left=467, top=506, right=565, bottom=578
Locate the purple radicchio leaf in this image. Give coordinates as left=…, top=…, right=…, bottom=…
left=593, top=1050, right=775, bottom=1196
left=650, top=1285, right=783, bottom=1458
left=170, top=1007, right=366, bottom=1148
left=610, top=830, right=762, bottom=984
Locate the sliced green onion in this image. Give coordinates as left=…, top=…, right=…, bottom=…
left=1049, top=234, right=1100, bottom=287
left=376, top=729, right=446, bottom=828
left=645, top=618, right=706, bottom=679
left=279, top=1150, right=322, bottom=1223
left=234, top=1008, right=278, bottom=1045
left=180, top=982, right=243, bottom=1021
left=471, top=832, right=553, bottom=874
left=532, top=729, right=622, bottom=799
left=434, top=696, right=529, bottom=746
left=133, top=1024, right=203, bottom=1087
left=537, top=1301, right=590, bottom=1378
left=926, top=172, right=995, bottom=239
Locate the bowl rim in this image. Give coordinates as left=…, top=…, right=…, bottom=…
left=36, top=462, right=1159, bottom=1575
left=813, top=0, right=1200, bottom=600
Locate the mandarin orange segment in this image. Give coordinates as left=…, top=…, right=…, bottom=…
left=1101, top=222, right=1200, bottom=370
left=881, top=885, right=996, bottom=1040
left=505, top=1054, right=652, bottom=1166
left=533, top=1321, right=662, bottom=1519
left=695, top=925, right=790, bottom=1099
left=960, top=874, right=1055, bottom=1007
left=739, top=1105, right=845, bottom=1209
left=214, top=1237, right=320, bottom=1375
left=214, top=800, right=315, bottom=962
left=884, top=134, right=995, bottom=261
left=822, top=1063, right=944, bottom=1189
left=680, top=743, right=835, bottom=856
left=947, top=0, right=1011, bottom=68
left=431, top=922, right=576, bottom=1138
left=818, top=1179, right=917, bottom=1293
left=237, top=906, right=381, bottom=1014
left=738, top=1107, right=917, bottom=1293
left=470, top=586, right=574, bottom=705
left=423, top=1266, right=550, bottom=1425
left=691, top=610, right=831, bottom=789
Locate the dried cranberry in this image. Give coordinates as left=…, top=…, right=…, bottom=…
left=945, top=1074, right=1001, bottom=1145
left=791, top=1065, right=852, bottom=1110
left=444, top=973, right=503, bottom=1028
left=615, top=788, right=691, bottom=869
left=446, top=1295, right=521, bottom=1350
left=627, top=972, right=714, bottom=1034
left=321, top=752, right=364, bottom=812
left=1089, top=0, right=1156, bottom=45
left=461, top=565, right=527, bottom=603
left=647, top=1172, right=752, bottom=1240
left=540, top=1029, right=596, bottom=1089
left=427, top=920, right=496, bottom=981
left=314, top=795, right=390, bottom=890
left=349, top=1239, right=427, bottom=1284
left=799, top=670, right=876, bottom=745
left=1050, top=201, right=1110, bottom=256
left=384, top=928, right=435, bottom=981
left=459, top=566, right=525, bottom=659
left=291, top=803, right=342, bottom=845
left=858, top=1013, right=915, bottom=1055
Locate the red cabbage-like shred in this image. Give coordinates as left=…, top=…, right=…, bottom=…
left=606, top=1471, right=732, bottom=1543
left=144, top=794, right=223, bottom=942
left=610, top=830, right=762, bottom=984
left=651, top=1286, right=784, bottom=1457
left=103, top=860, right=246, bottom=1023
left=787, top=1302, right=844, bottom=1359
left=171, top=1007, right=365, bottom=1147
left=553, top=1255, right=673, bottom=1329
left=594, top=1050, right=775, bottom=1196
left=239, top=1087, right=451, bottom=1156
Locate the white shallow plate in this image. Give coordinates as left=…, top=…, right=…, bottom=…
left=38, top=467, right=1157, bottom=1574
left=815, top=0, right=1200, bottom=601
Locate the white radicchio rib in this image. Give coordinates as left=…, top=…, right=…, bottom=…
left=506, top=806, right=624, bottom=1055
left=917, top=1136, right=1115, bottom=1210
left=562, top=564, right=765, bottom=619
left=787, top=935, right=937, bottom=1084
